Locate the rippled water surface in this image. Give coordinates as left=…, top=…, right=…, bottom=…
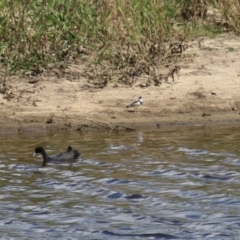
left=1, top=125, right=240, bottom=239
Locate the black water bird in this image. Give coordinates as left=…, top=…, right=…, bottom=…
left=33, top=146, right=80, bottom=167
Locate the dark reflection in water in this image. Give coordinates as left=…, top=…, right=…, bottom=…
left=1, top=125, right=240, bottom=239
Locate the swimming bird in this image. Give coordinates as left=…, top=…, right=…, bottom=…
left=127, top=96, right=143, bottom=112
left=33, top=146, right=80, bottom=167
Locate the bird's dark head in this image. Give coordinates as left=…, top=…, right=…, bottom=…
left=33, top=147, right=48, bottom=167
left=33, top=147, right=46, bottom=157
left=34, top=147, right=44, bottom=154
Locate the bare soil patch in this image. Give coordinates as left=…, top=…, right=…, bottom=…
left=1, top=35, right=240, bottom=132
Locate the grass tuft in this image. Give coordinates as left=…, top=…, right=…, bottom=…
left=0, top=0, right=239, bottom=82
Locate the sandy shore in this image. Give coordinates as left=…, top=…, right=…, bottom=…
left=1, top=35, right=240, bottom=133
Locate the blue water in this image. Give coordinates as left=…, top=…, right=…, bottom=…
left=0, top=125, right=240, bottom=239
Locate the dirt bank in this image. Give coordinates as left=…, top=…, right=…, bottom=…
left=1, top=35, right=240, bottom=133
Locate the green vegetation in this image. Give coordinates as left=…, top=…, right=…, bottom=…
left=0, top=0, right=239, bottom=80
left=226, top=47, right=234, bottom=52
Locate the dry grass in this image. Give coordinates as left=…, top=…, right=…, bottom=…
left=0, top=0, right=239, bottom=84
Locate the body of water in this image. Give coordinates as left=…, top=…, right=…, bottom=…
left=0, top=125, right=240, bottom=239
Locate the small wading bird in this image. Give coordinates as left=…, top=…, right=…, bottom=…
left=33, top=146, right=81, bottom=167
left=126, top=96, right=143, bottom=112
